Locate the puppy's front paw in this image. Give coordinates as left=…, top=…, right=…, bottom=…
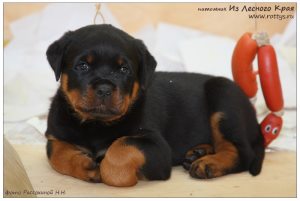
left=100, top=137, right=145, bottom=187
left=70, top=153, right=101, bottom=183
left=47, top=140, right=101, bottom=183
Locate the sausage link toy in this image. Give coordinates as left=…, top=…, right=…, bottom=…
left=232, top=32, right=284, bottom=147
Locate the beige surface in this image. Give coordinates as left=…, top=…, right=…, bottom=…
left=12, top=144, right=296, bottom=197
left=4, top=138, right=35, bottom=198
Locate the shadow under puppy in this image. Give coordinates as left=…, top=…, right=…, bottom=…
left=45, top=24, right=265, bottom=187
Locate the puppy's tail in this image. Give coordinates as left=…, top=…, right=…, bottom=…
left=249, top=130, right=265, bottom=176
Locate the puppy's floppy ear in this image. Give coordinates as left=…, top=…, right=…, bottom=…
left=46, top=31, right=72, bottom=81
left=134, top=39, right=157, bottom=90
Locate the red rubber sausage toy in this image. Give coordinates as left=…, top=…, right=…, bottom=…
left=258, top=45, right=284, bottom=112
left=232, top=33, right=258, bottom=99
left=232, top=32, right=284, bottom=147
left=261, top=113, right=283, bottom=147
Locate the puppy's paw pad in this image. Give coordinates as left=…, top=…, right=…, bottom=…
left=87, top=169, right=101, bottom=183
left=189, top=156, right=224, bottom=179
left=182, top=144, right=214, bottom=171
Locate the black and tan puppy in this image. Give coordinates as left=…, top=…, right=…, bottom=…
left=45, top=24, right=265, bottom=187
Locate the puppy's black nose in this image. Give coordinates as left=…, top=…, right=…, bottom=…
left=96, top=84, right=113, bottom=97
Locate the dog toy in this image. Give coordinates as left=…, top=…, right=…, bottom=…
left=232, top=32, right=284, bottom=147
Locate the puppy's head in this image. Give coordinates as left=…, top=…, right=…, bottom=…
left=46, top=24, right=156, bottom=122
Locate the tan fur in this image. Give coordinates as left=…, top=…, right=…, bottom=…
left=131, top=81, right=140, bottom=102
left=61, top=74, right=84, bottom=116
left=102, top=81, right=139, bottom=123
left=100, top=137, right=145, bottom=187
left=191, top=112, right=239, bottom=178
left=86, top=54, right=94, bottom=64
left=61, top=73, right=140, bottom=122
left=117, top=57, right=124, bottom=65
left=47, top=138, right=100, bottom=182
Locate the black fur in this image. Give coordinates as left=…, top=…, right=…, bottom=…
left=46, top=140, right=52, bottom=159
left=45, top=24, right=264, bottom=181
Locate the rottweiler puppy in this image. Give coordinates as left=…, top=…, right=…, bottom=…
left=45, top=24, right=265, bottom=187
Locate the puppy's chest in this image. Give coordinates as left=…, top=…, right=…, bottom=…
left=76, top=132, right=115, bottom=163
left=77, top=123, right=140, bottom=158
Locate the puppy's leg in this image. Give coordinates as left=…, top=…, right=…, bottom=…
left=46, top=137, right=101, bottom=182
left=189, top=77, right=265, bottom=179
left=189, top=112, right=240, bottom=179
left=100, top=134, right=172, bottom=187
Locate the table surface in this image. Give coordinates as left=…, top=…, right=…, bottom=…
left=13, top=144, right=296, bottom=198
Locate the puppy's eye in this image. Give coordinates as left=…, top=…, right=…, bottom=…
left=75, top=63, right=89, bottom=72
left=120, top=65, right=129, bottom=73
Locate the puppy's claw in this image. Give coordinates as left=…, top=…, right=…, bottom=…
left=193, top=149, right=206, bottom=157
left=182, top=161, right=191, bottom=170
left=185, top=154, right=198, bottom=163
